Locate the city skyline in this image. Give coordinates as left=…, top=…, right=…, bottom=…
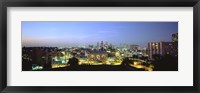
left=22, top=22, right=178, bottom=47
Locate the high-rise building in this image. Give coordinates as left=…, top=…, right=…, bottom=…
left=96, top=42, right=100, bottom=49
left=172, top=33, right=178, bottom=42
left=22, top=47, right=53, bottom=70
left=104, top=41, right=109, bottom=49
left=101, top=41, right=104, bottom=49
left=148, top=42, right=178, bottom=59
left=105, top=41, right=108, bottom=46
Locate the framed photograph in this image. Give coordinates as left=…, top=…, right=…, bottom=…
left=0, top=0, right=199, bottom=93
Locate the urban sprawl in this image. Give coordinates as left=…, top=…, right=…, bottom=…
left=22, top=33, right=178, bottom=71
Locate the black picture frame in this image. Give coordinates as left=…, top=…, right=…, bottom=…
left=0, top=0, right=199, bottom=93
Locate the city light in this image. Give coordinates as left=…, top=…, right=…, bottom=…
left=22, top=22, right=178, bottom=71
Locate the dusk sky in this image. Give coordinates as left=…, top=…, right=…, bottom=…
left=22, top=22, right=178, bottom=48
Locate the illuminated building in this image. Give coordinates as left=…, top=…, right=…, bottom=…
left=22, top=47, right=55, bottom=70
left=130, top=44, right=139, bottom=52
left=51, top=51, right=68, bottom=68
left=115, top=51, right=120, bottom=57
left=148, top=42, right=178, bottom=59
left=105, top=41, right=108, bottom=46
left=101, top=41, right=104, bottom=49
left=88, top=51, right=108, bottom=63
left=172, top=33, right=178, bottom=42
left=96, top=42, right=100, bottom=50
left=104, top=41, right=109, bottom=49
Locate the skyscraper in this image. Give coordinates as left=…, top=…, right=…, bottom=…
left=172, top=33, right=178, bottom=42
left=101, top=41, right=104, bottom=49
left=148, top=42, right=178, bottom=59
left=96, top=42, right=100, bottom=49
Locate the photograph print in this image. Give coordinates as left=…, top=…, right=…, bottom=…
left=22, top=22, right=178, bottom=71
